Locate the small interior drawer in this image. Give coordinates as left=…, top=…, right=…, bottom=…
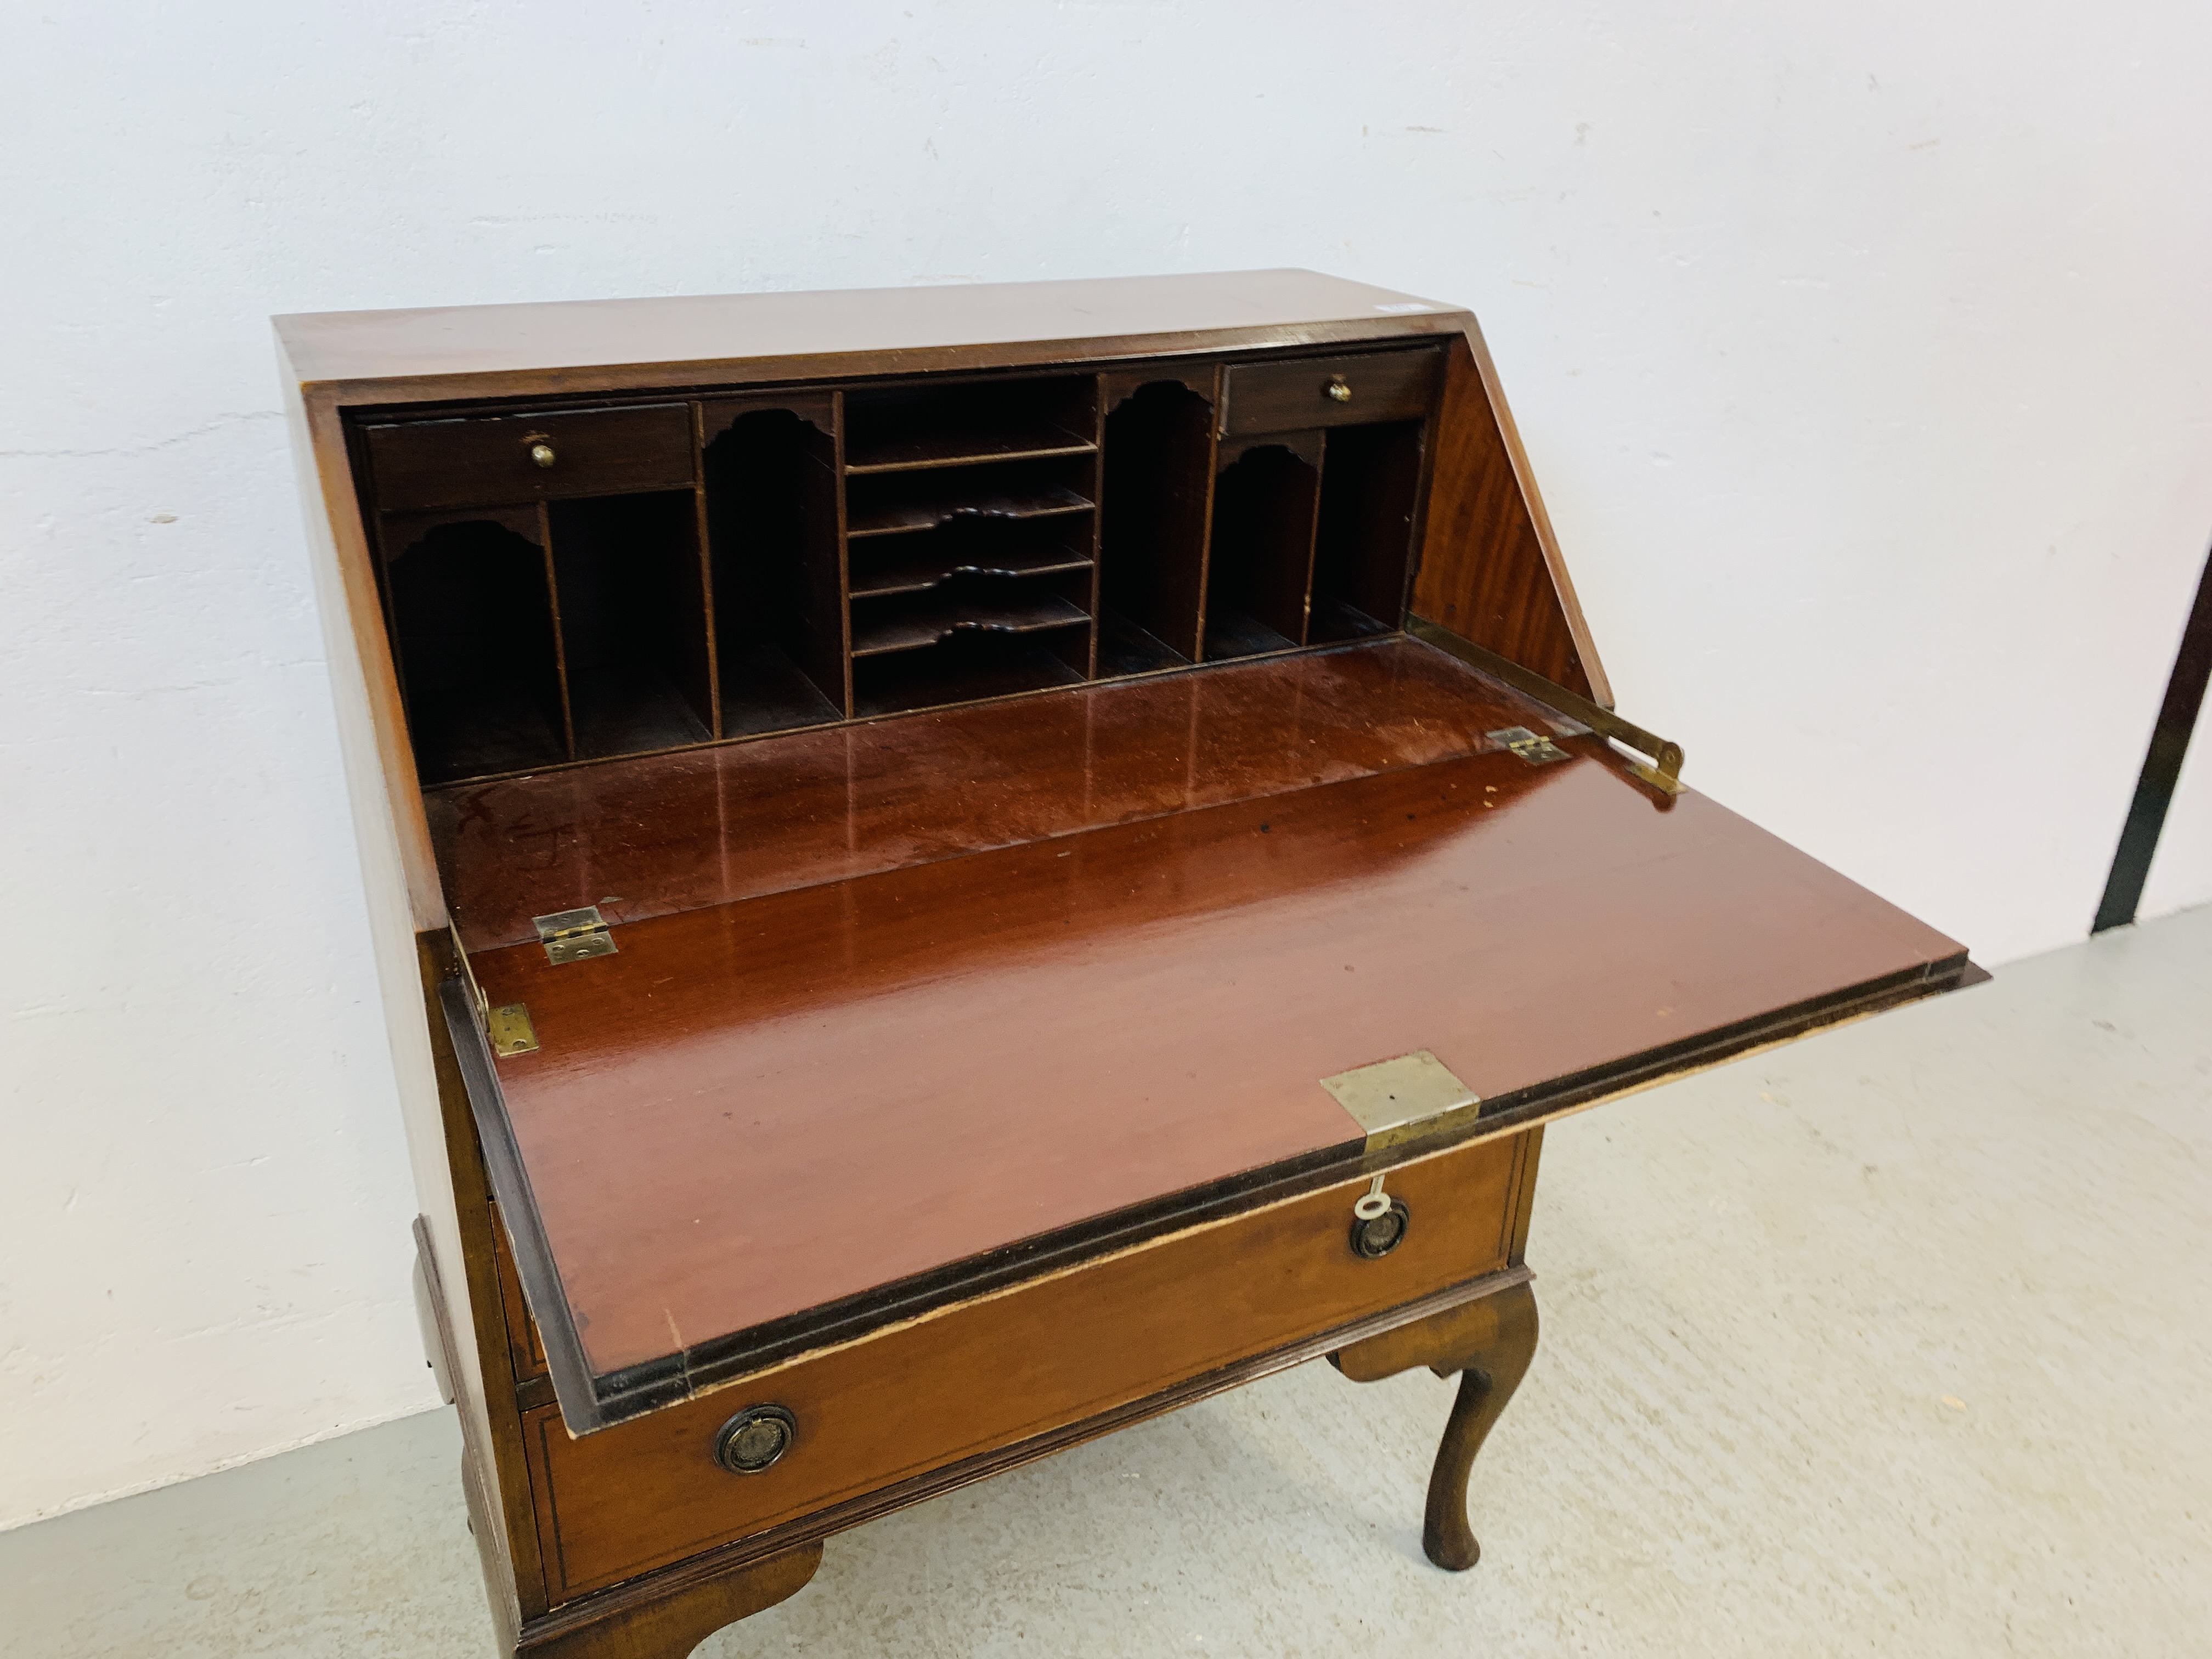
left=364, top=403, right=695, bottom=512
left=521, top=1130, right=1524, bottom=1603
left=1220, top=348, right=1442, bottom=437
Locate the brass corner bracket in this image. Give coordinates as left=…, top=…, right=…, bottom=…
left=1319, top=1050, right=1483, bottom=1152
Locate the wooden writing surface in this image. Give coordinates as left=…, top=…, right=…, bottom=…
left=432, top=640, right=1560, bottom=951
left=456, top=642, right=1964, bottom=1423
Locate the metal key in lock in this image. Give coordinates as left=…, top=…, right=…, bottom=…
left=1349, top=1173, right=1410, bottom=1259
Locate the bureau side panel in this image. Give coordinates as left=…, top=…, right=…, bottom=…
left=1411, top=330, right=1605, bottom=703
left=283, top=367, right=443, bottom=926
left=284, top=353, right=546, bottom=1624
left=418, top=937, right=554, bottom=1622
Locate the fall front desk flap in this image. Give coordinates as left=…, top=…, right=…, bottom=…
left=442, top=640, right=1966, bottom=1430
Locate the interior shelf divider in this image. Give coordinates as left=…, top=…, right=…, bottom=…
left=849, top=544, right=1093, bottom=599
left=847, top=486, right=1094, bottom=539
left=851, top=592, right=1091, bottom=658
left=844, top=435, right=1096, bottom=475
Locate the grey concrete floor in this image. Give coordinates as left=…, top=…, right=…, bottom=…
left=7, top=904, right=2208, bottom=1658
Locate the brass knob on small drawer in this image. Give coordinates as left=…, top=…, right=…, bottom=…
left=527, top=440, right=557, bottom=469
left=713, top=1404, right=797, bottom=1474
left=1324, top=376, right=1352, bottom=404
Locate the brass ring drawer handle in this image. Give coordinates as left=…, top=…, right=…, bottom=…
left=1324, top=376, right=1352, bottom=404
left=713, top=1404, right=797, bottom=1473
left=528, top=440, right=557, bottom=469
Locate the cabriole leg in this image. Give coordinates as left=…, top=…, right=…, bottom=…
left=1421, top=1280, right=1538, bottom=1571
left=1329, top=1276, right=1542, bottom=1572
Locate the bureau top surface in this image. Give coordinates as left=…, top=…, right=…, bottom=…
left=459, top=641, right=1967, bottom=1400
left=274, top=269, right=1462, bottom=390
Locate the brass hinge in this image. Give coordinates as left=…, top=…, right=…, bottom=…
left=449, top=924, right=539, bottom=1057
left=533, top=906, right=618, bottom=965
left=486, top=1002, right=540, bottom=1057
left=1487, top=725, right=1572, bottom=766
left=1408, top=616, right=1684, bottom=795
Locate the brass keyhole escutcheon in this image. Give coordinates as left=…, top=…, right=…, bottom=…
left=1350, top=1175, right=1409, bottom=1258
left=528, top=439, right=557, bottom=469
left=714, top=1404, right=797, bottom=1473
left=1351, top=1200, right=1409, bottom=1257
left=1324, top=376, right=1352, bottom=404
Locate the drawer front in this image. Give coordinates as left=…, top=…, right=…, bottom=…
left=363, top=403, right=695, bottom=512
left=1221, top=348, right=1442, bottom=437
left=524, top=1130, right=1525, bottom=1601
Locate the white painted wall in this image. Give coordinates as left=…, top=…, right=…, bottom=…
left=4, top=1, right=2208, bottom=1531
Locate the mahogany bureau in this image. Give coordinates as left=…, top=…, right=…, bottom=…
left=279, top=270, right=1973, bottom=1657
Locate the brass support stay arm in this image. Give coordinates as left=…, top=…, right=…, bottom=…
left=1406, top=616, right=1685, bottom=794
